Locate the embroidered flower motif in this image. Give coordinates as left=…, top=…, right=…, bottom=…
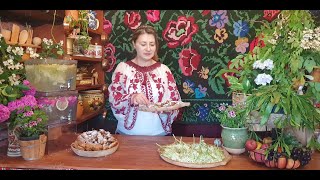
left=146, top=10, right=160, bottom=23
left=209, top=10, right=229, bottom=29
left=233, top=20, right=249, bottom=37
left=235, top=37, right=249, bottom=54
left=198, top=66, right=209, bottom=79
left=214, top=28, right=228, bottom=43
left=124, top=11, right=141, bottom=30
left=178, top=48, right=201, bottom=76
left=163, top=16, right=199, bottom=48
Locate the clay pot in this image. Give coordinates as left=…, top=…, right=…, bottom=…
left=32, top=37, right=42, bottom=46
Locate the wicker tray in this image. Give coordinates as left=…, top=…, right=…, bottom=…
left=71, top=142, right=119, bottom=157
left=139, top=101, right=190, bottom=112
left=159, top=146, right=232, bottom=168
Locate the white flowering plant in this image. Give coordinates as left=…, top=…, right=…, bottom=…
left=216, top=10, right=320, bottom=132
left=216, top=10, right=320, bottom=155
left=38, top=38, right=64, bottom=59
left=0, top=34, right=30, bottom=106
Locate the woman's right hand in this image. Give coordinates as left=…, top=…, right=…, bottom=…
left=131, top=93, right=150, bottom=106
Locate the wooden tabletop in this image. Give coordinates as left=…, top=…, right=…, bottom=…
left=0, top=134, right=319, bottom=170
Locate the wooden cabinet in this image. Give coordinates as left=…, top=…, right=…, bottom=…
left=70, top=10, right=106, bottom=124
left=0, top=10, right=106, bottom=125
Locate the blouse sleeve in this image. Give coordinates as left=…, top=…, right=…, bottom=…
left=159, top=64, right=181, bottom=125
left=108, top=62, right=133, bottom=116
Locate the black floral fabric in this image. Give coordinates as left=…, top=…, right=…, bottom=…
left=103, top=10, right=270, bottom=124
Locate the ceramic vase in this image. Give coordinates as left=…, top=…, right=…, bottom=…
left=7, top=123, right=21, bottom=157
left=221, top=125, right=248, bottom=154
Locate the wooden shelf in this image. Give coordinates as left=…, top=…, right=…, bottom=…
left=76, top=108, right=105, bottom=124
left=76, top=84, right=103, bottom=91
left=72, top=56, right=102, bottom=62
left=5, top=42, right=41, bottom=48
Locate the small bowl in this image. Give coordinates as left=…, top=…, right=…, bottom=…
left=222, top=145, right=245, bottom=155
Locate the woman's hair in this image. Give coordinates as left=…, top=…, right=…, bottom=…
left=132, top=25, right=159, bottom=61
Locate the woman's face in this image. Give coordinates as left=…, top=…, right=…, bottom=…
left=133, top=33, right=156, bottom=61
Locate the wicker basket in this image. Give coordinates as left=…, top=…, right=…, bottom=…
left=248, top=150, right=304, bottom=169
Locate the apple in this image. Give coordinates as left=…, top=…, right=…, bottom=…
left=245, top=139, right=257, bottom=151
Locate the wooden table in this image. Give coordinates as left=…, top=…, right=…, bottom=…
left=0, top=134, right=319, bottom=170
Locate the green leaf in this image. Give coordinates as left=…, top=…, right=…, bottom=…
left=261, top=102, right=274, bottom=125
left=215, top=69, right=239, bottom=78
left=2, top=88, right=18, bottom=98
left=15, top=84, right=30, bottom=90
left=315, top=83, right=320, bottom=91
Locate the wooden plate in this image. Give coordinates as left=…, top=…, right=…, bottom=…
left=158, top=146, right=232, bottom=168
left=139, top=101, right=191, bottom=112
left=71, top=142, right=119, bottom=157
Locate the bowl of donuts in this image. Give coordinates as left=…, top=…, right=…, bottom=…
left=71, top=129, right=119, bottom=157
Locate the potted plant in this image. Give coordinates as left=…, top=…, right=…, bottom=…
left=9, top=94, right=49, bottom=160
left=0, top=34, right=35, bottom=157
left=216, top=10, right=320, bottom=156
left=64, top=10, right=91, bottom=55
left=211, top=103, right=248, bottom=154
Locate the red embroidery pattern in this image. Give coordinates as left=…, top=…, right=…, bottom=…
left=166, top=71, right=180, bottom=101
left=114, top=61, right=179, bottom=132
left=124, top=94, right=138, bottom=130
left=158, top=111, right=173, bottom=133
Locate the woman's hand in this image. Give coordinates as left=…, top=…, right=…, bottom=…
left=131, top=93, right=150, bottom=106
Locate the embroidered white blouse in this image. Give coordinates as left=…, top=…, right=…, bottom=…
left=108, top=61, right=181, bottom=135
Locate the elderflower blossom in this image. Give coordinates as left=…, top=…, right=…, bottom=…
left=254, top=73, right=273, bottom=86
left=253, top=59, right=274, bottom=70
left=301, top=26, right=320, bottom=51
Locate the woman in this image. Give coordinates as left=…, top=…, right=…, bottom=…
left=108, top=25, right=181, bottom=136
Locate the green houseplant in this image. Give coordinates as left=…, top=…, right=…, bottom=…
left=216, top=10, right=320, bottom=154
left=65, top=10, right=91, bottom=52
left=212, top=104, right=248, bottom=153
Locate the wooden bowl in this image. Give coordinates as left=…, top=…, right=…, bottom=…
left=71, top=142, right=119, bottom=158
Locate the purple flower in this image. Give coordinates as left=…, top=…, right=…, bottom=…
left=23, top=111, right=34, bottom=117
left=228, top=110, right=236, bottom=118
left=218, top=105, right=226, bottom=111
left=0, top=104, right=10, bottom=123
left=22, top=80, right=36, bottom=96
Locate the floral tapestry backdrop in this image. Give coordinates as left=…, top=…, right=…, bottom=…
left=103, top=10, right=271, bottom=124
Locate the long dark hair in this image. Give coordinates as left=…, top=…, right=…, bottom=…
left=131, top=25, right=159, bottom=61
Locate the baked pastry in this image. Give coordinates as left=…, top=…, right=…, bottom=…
left=72, top=129, right=118, bottom=151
